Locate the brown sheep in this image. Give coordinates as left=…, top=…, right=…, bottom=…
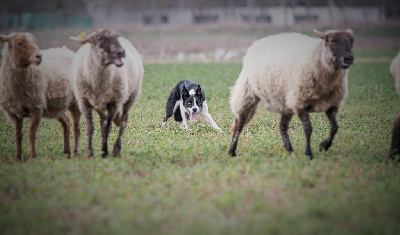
left=0, top=32, right=81, bottom=160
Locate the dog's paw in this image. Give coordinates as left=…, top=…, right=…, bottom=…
left=181, top=123, right=189, bottom=131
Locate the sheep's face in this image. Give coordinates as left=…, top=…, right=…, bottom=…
left=0, top=33, right=42, bottom=67
left=315, top=29, right=354, bottom=69
left=92, top=29, right=126, bottom=67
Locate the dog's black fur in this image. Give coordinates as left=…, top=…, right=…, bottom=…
left=162, top=80, right=221, bottom=131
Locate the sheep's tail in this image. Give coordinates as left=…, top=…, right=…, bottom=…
left=229, top=71, right=258, bottom=118
left=229, top=71, right=260, bottom=132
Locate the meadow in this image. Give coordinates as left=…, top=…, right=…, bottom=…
left=1, top=37, right=400, bottom=233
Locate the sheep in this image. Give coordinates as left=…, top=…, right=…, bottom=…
left=70, top=28, right=143, bottom=158
left=0, top=32, right=81, bottom=161
left=228, top=29, right=354, bottom=159
left=389, top=51, right=400, bottom=159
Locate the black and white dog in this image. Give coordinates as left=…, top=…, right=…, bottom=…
left=162, top=80, right=221, bottom=131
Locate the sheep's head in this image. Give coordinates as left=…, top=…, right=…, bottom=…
left=0, top=32, right=42, bottom=67
left=70, top=28, right=125, bottom=67
left=314, top=29, right=354, bottom=69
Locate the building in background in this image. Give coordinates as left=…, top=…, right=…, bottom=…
left=0, top=0, right=399, bottom=30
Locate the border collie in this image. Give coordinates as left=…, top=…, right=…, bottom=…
left=162, top=80, right=221, bottom=132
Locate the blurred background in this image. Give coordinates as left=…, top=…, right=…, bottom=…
left=0, top=0, right=399, bottom=63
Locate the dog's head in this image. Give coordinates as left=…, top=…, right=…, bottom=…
left=182, top=85, right=203, bottom=122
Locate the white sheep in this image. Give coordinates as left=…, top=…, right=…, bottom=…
left=70, top=28, right=143, bottom=158
left=389, top=51, right=400, bottom=159
left=0, top=32, right=81, bottom=160
left=229, top=29, right=354, bottom=159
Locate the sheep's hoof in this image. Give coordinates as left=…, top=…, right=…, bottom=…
left=305, top=150, right=314, bottom=160
left=70, top=150, right=78, bottom=159
left=113, top=142, right=121, bottom=156
left=228, top=150, right=237, bottom=157
left=319, top=140, right=332, bottom=151
left=112, top=149, right=121, bottom=157
left=389, top=148, right=400, bottom=161
left=285, top=145, right=294, bottom=152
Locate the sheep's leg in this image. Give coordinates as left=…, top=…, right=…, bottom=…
left=99, top=114, right=108, bottom=157
left=69, top=105, right=81, bottom=156
left=112, top=110, right=128, bottom=156
left=389, top=112, right=400, bottom=160
left=319, top=107, right=338, bottom=152
left=100, top=104, right=118, bottom=158
left=228, top=102, right=258, bottom=157
left=28, top=114, right=41, bottom=159
left=113, top=96, right=135, bottom=156
left=298, top=110, right=313, bottom=159
left=280, top=114, right=294, bottom=152
left=57, top=114, right=71, bottom=156
left=228, top=118, right=245, bottom=157
left=82, top=100, right=94, bottom=158
left=10, top=115, right=23, bottom=161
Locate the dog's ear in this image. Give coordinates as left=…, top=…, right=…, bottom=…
left=182, top=85, right=189, bottom=100
left=196, top=85, right=203, bottom=100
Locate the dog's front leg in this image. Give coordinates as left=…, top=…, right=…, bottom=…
left=201, top=101, right=222, bottom=132
left=179, top=103, right=189, bottom=131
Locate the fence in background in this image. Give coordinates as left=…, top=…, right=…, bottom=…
left=0, top=13, right=92, bottom=30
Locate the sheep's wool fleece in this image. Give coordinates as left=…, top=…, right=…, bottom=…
left=0, top=46, right=74, bottom=119
left=70, top=37, right=143, bottom=113
left=390, top=51, right=400, bottom=96
left=231, top=32, right=348, bottom=116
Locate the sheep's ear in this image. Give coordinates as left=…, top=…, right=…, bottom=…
left=70, top=31, right=96, bottom=44
left=0, top=34, right=12, bottom=46
left=346, top=28, right=354, bottom=36
left=313, top=29, right=326, bottom=39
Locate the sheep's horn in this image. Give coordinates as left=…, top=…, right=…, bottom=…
left=69, top=31, right=97, bottom=44
left=313, top=29, right=326, bottom=39
left=346, top=28, right=354, bottom=36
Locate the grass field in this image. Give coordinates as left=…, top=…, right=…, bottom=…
left=1, top=58, right=400, bottom=233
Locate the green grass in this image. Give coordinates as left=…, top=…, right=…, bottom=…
left=354, top=48, right=398, bottom=59
left=1, top=62, right=400, bottom=234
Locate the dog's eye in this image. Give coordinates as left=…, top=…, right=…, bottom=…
left=188, top=101, right=192, bottom=105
